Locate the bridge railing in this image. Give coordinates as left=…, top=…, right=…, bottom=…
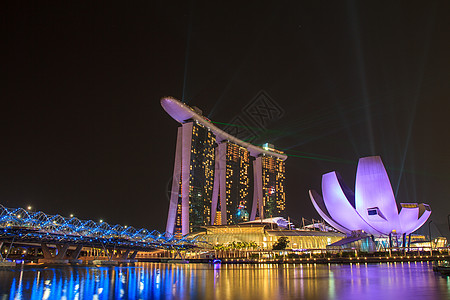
left=0, top=205, right=201, bottom=249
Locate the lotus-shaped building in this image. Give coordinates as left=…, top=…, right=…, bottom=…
left=309, top=156, right=431, bottom=237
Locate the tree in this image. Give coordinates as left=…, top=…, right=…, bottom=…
left=272, top=237, right=290, bottom=250
left=248, top=241, right=258, bottom=249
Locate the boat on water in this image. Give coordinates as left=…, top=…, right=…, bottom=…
left=433, top=261, right=450, bottom=275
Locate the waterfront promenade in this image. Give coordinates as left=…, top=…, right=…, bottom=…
left=144, top=254, right=450, bottom=265
left=1, top=262, right=449, bottom=299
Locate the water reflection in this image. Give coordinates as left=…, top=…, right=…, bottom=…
left=0, top=262, right=448, bottom=299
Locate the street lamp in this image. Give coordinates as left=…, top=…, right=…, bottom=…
left=27, top=206, right=32, bottom=211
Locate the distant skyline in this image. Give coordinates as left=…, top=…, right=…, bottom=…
left=2, top=1, right=449, bottom=238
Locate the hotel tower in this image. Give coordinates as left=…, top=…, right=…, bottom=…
left=162, top=97, right=287, bottom=236
left=211, top=141, right=252, bottom=226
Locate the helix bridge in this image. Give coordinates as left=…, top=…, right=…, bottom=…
left=0, top=204, right=205, bottom=262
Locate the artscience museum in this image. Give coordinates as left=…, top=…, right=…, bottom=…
left=309, top=156, right=431, bottom=238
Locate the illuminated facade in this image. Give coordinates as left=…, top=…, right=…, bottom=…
left=162, top=97, right=287, bottom=236
left=188, top=223, right=344, bottom=250
left=166, top=121, right=215, bottom=236
left=251, top=144, right=286, bottom=220
left=213, top=210, right=222, bottom=226
left=211, top=142, right=251, bottom=225
left=188, top=122, right=216, bottom=229
left=309, top=156, right=432, bottom=237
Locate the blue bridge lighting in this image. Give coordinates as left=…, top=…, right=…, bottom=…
left=0, top=205, right=203, bottom=251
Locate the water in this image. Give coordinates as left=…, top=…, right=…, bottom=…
left=0, top=262, right=448, bottom=299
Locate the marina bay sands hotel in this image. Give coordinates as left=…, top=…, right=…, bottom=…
left=162, top=97, right=287, bottom=236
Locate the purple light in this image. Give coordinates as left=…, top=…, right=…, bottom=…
left=309, top=156, right=431, bottom=236
left=321, top=172, right=379, bottom=235
left=309, top=190, right=350, bottom=234
left=355, top=156, right=400, bottom=234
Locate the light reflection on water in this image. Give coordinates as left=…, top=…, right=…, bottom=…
left=0, top=262, right=448, bottom=299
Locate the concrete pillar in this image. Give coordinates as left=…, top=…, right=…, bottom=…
left=118, top=250, right=131, bottom=259
left=166, top=123, right=197, bottom=236
left=219, top=143, right=227, bottom=225
left=40, top=244, right=70, bottom=263
left=55, top=244, right=69, bottom=259
left=211, top=147, right=220, bottom=225
left=211, top=143, right=228, bottom=225
left=130, top=251, right=138, bottom=259
left=166, top=127, right=183, bottom=236
left=69, top=245, right=83, bottom=259
left=107, top=249, right=114, bottom=259
left=181, top=123, right=193, bottom=236
left=251, top=157, right=264, bottom=220
left=41, top=244, right=53, bottom=259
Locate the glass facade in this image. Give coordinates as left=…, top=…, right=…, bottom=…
left=188, top=122, right=216, bottom=231
left=166, top=116, right=286, bottom=234
left=190, top=225, right=344, bottom=250
left=164, top=98, right=288, bottom=236
left=224, top=143, right=251, bottom=224
left=261, top=155, right=286, bottom=218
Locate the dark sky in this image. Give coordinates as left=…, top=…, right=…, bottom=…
left=2, top=1, right=450, bottom=239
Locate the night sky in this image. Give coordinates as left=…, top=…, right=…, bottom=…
left=2, top=1, right=450, bottom=239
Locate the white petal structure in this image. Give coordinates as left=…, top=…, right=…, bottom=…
left=309, top=156, right=431, bottom=236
